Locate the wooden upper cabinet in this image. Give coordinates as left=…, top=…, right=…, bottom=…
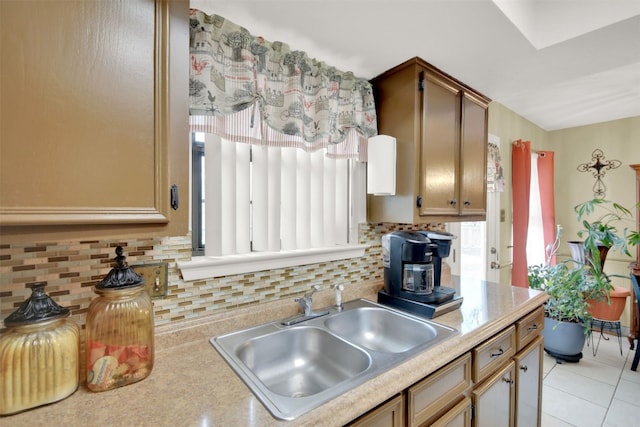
left=0, top=0, right=188, bottom=236
left=460, top=92, right=489, bottom=217
left=419, top=71, right=461, bottom=217
left=368, top=57, right=490, bottom=224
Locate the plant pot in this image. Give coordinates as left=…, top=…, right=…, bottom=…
left=542, top=317, right=586, bottom=362
left=567, top=241, right=609, bottom=269
left=587, top=285, right=631, bottom=321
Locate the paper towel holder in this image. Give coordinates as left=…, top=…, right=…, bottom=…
left=367, top=134, right=396, bottom=196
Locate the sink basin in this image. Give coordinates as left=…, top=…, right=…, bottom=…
left=236, top=327, right=370, bottom=397
left=210, top=298, right=456, bottom=420
left=325, top=307, right=439, bottom=353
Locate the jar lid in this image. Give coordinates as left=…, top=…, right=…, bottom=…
left=96, top=246, right=145, bottom=290
left=4, top=283, right=70, bottom=326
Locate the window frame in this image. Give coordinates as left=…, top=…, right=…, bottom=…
left=180, top=133, right=368, bottom=281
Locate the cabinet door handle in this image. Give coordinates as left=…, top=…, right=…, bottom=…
left=520, top=365, right=528, bottom=372
left=449, top=199, right=457, bottom=206
left=502, top=377, right=514, bottom=385
left=490, top=347, right=504, bottom=357
left=527, top=324, right=538, bottom=331
left=464, top=200, right=471, bottom=206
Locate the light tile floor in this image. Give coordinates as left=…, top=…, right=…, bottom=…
left=542, top=331, right=639, bottom=427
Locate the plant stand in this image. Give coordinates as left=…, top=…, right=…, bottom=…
left=588, top=318, right=624, bottom=356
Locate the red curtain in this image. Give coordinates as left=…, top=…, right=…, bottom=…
left=512, top=140, right=531, bottom=287
left=537, top=151, right=557, bottom=265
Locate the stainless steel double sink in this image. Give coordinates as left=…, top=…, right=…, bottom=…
left=210, top=298, right=457, bottom=420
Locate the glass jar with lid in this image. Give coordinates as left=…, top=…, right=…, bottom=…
left=85, top=246, right=154, bottom=392
left=0, top=283, right=80, bottom=415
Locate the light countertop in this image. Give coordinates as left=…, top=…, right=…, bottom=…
left=3, top=278, right=546, bottom=426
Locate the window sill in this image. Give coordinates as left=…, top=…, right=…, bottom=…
left=178, top=244, right=369, bottom=281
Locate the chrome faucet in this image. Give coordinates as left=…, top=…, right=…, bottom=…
left=281, top=285, right=329, bottom=326
left=296, top=284, right=321, bottom=315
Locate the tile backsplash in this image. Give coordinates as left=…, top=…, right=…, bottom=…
left=1, top=222, right=444, bottom=331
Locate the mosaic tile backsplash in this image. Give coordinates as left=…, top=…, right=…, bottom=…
left=1, top=223, right=444, bottom=331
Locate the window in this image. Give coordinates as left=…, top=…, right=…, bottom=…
left=182, top=132, right=368, bottom=280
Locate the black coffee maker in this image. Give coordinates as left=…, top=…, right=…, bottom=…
left=378, top=230, right=463, bottom=318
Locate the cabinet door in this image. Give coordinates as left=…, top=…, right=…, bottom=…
left=459, top=93, right=487, bottom=217
left=430, top=397, right=472, bottom=427
left=472, top=360, right=515, bottom=427
left=419, top=71, right=461, bottom=217
left=514, top=336, right=543, bottom=427
left=0, top=0, right=181, bottom=227
left=349, top=394, right=404, bottom=427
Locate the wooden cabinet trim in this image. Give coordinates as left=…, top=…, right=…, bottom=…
left=408, top=352, right=472, bottom=427
left=429, top=396, right=472, bottom=427
left=348, top=393, right=404, bottom=427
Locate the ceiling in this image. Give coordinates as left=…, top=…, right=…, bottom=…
left=191, top=0, right=640, bottom=131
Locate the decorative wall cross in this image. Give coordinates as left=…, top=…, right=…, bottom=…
left=576, top=149, right=621, bottom=198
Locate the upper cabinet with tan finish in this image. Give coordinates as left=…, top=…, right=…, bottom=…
left=368, top=57, right=490, bottom=224
left=0, top=0, right=189, bottom=241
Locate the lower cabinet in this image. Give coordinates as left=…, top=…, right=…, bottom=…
left=430, top=397, right=472, bottom=427
left=349, top=394, right=404, bottom=427
left=348, top=306, right=544, bottom=427
left=472, top=360, right=516, bottom=427
left=514, top=336, right=543, bottom=427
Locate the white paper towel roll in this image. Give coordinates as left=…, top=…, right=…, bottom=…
left=367, top=135, right=396, bottom=195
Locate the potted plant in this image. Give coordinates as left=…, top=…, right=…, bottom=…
left=528, top=224, right=599, bottom=362
left=528, top=260, right=595, bottom=362
left=572, top=198, right=640, bottom=320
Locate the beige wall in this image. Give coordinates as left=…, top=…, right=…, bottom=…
left=489, top=104, right=639, bottom=326
left=551, top=117, right=640, bottom=326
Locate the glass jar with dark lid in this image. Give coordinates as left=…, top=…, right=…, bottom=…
left=85, top=246, right=154, bottom=392
left=0, top=283, right=80, bottom=415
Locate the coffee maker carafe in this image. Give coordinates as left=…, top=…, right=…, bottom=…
left=379, top=230, right=463, bottom=318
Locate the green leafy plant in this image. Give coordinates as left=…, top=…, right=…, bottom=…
left=575, top=198, right=640, bottom=264
left=574, top=198, right=640, bottom=301
left=528, top=262, right=594, bottom=333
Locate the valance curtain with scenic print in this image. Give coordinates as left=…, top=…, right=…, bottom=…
left=189, top=9, right=378, bottom=160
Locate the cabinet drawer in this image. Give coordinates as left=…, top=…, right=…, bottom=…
left=430, top=396, right=472, bottom=427
left=473, top=325, right=516, bottom=383
left=408, top=352, right=472, bottom=427
left=516, top=306, right=544, bottom=351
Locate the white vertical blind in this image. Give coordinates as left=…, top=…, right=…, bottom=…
left=267, top=148, right=281, bottom=252
left=335, top=159, right=349, bottom=245
left=203, top=136, right=358, bottom=257
left=310, top=150, right=324, bottom=248
left=296, top=149, right=311, bottom=249
left=280, top=147, right=297, bottom=251
left=204, top=133, right=222, bottom=256
left=235, top=143, right=251, bottom=254
left=251, top=145, right=268, bottom=252
left=323, top=157, right=336, bottom=247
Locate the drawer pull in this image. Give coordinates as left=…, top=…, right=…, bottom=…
left=527, top=324, right=538, bottom=331
left=520, top=365, right=528, bottom=372
left=490, top=348, right=504, bottom=358
left=501, top=377, right=514, bottom=385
